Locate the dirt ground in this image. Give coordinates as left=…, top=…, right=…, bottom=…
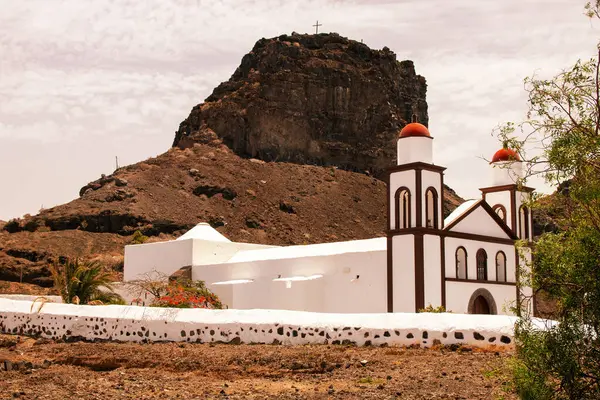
left=0, top=334, right=516, bottom=400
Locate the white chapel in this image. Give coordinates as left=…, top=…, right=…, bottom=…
left=124, top=122, right=534, bottom=316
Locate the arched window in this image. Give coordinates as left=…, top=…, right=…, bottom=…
left=395, top=187, right=411, bottom=229
left=455, top=247, right=467, bottom=279
left=495, top=251, right=507, bottom=282
left=425, top=187, right=439, bottom=229
left=476, top=249, right=488, bottom=281
left=519, top=205, right=530, bottom=240
left=492, top=204, right=507, bottom=223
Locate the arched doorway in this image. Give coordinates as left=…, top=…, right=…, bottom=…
left=472, top=295, right=491, bottom=314
left=467, top=288, right=498, bottom=315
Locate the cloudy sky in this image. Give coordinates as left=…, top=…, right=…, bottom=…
left=0, top=0, right=598, bottom=221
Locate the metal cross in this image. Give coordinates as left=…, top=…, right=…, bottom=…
left=313, top=20, right=322, bottom=34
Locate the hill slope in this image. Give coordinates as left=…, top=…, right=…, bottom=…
left=1, top=142, right=463, bottom=286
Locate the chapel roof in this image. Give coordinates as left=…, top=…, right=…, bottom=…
left=443, top=199, right=479, bottom=228
left=226, top=237, right=386, bottom=264
left=176, top=223, right=231, bottom=242
left=398, top=122, right=431, bottom=138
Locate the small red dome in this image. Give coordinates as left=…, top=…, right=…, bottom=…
left=491, top=148, right=520, bottom=163
left=399, top=122, right=431, bottom=138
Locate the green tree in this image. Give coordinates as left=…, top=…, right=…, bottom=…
left=495, top=2, right=600, bottom=398
left=50, top=258, right=124, bottom=305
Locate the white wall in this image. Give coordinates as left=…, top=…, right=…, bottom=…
left=124, top=239, right=275, bottom=282
left=397, top=137, right=433, bottom=164
left=392, top=235, right=415, bottom=312
left=193, top=249, right=388, bottom=314
left=444, top=237, right=516, bottom=283
left=389, top=170, right=416, bottom=230
left=445, top=281, right=517, bottom=315
left=491, top=161, right=523, bottom=186
left=124, top=239, right=193, bottom=281
left=423, top=234, right=442, bottom=308
left=0, top=299, right=529, bottom=348
left=449, top=206, right=511, bottom=239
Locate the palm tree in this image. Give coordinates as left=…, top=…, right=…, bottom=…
left=50, top=258, right=124, bottom=305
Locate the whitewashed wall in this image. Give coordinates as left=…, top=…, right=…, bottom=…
left=444, top=237, right=516, bottom=283
left=423, top=234, right=442, bottom=308
left=124, top=239, right=192, bottom=281
left=194, top=249, right=388, bottom=313
left=124, top=239, right=274, bottom=281
left=0, top=299, right=531, bottom=348
left=449, top=206, right=511, bottom=238
left=445, top=281, right=517, bottom=315
left=397, top=137, right=433, bottom=165
left=392, top=235, right=415, bottom=312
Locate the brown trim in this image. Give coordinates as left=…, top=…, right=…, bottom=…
left=479, top=184, right=534, bottom=194
left=440, top=237, right=446, bottom=308
left=386, top=174, right=391, bottom=231
left=445, top=230, right=515, bottom=245
left=445, top=277, right=517, bottom=287
left=491, top=204, right=507, bottom=224
left=416, top=169, right=422, bottom=228
left=518, top=204, right=531, bottom=241
left=479, top=201, right=519, bottom=240
left=394, top=186, right=411, bottom=229
left=495, top=250, right=507, bottom=282
left=515, top=248, right=521, bottom=316
left=414, top=233, right=425, bottom=311
left=387, top=236, right=393, bottom=313
left=387, top=227, right=516, bottom=245
left=455, top=246, right=468, bottom=279
left=510, top=189, right=517, bottom=234
left=425, top=186, right=439, bottom=229
left=387, top=162, right=446, bottom=174
left=440, top=172, right=445, bottom=229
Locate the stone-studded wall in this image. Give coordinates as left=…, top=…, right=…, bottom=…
left=0, top=299, right=519, bottom=348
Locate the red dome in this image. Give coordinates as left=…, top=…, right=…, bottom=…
left=399, top=122, right=431, bottom=138
left=491, top=148, right=520, bottom=163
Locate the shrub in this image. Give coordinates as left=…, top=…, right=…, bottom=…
left=418, top=305, right=450, bottom=313
left=131, top=230, right=149, bottom=244
left=151, top=278, right=222, bottom=309
left=50, top=258, right=124, bottom=305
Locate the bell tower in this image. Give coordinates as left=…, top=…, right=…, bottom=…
left=480, top=148, right=533, bottom=241
left=387, top=117, right=446, bottom=313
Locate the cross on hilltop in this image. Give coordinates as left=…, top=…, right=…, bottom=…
left=313, top=20, right=322, bottom=34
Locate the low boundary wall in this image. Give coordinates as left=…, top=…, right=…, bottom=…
left=0, top=299, right=536, bottom=348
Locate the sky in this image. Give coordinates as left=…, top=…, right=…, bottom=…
left=0, top=0, right=598, bottom=221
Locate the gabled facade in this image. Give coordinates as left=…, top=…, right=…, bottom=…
left=387, top=122, right=532, bottom=315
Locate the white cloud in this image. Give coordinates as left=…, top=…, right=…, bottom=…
left=0, top=0, right=598, bottom=219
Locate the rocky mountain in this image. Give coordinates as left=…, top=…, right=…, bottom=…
left=174, top=32, right=428, bottom=176
left=0, top=33, right=464, bottom=290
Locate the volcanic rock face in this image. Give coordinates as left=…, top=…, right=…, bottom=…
left=173, top=33, right=428, bottom=175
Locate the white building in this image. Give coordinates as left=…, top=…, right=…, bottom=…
left=124, top=122, right=533, bottom=316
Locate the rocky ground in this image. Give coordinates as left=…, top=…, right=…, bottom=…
left=0, top=334, right=515, bottom=399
